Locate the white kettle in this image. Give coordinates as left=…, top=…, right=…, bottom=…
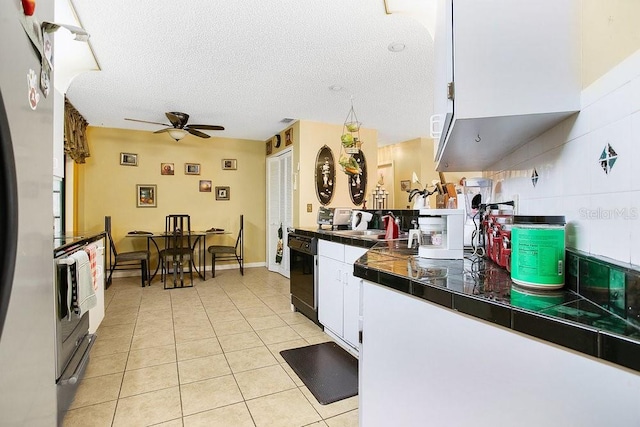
left=351, top=210, right=373, bottom=230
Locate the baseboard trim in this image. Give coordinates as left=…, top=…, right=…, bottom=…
left=109, top=262, right=267, bottom=279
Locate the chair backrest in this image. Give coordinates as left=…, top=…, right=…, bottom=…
left=165, top=214, right=192, bottom=253
left=105, top=216, right=118, bottom=257
left=234, top=215, right=243, bottom=255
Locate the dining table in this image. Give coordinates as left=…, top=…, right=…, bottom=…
left=126, top=228, right=229, bottom=282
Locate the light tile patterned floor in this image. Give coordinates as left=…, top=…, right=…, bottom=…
left=63, top=268, right=358, bottom=427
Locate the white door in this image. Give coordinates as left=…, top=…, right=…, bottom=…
left=266, top=149, right=292, bottom=278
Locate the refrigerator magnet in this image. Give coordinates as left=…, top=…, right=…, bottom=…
left=27, top=69, right=40, bottom=110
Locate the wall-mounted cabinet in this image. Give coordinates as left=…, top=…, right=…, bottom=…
left=433, top=0, right=580, bottom=171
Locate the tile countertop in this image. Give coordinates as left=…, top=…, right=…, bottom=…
left=292, top=228, right=640, bottom=374
left=353, top=239, right=640, bottom=374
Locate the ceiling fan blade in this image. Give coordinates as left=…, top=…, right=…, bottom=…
left=153, top=128, right=170, bottom=134
left=186, top=128, right=211, bottom=139
left=125, top=118, right=170, bottom=127
left=187, top=124, right=225, bottom=131
left=166, top=112, right=189, bottom=128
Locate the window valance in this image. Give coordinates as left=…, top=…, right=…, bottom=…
left=64, top=98, right=90, bottom=164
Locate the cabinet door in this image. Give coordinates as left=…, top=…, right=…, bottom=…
left=343, top=274, right=361, bottom=348
left=267, top=150, right=292, bottom=278
left=317, top=255, right=344, bottom=336
left=433, top=0, right=453, bottom=159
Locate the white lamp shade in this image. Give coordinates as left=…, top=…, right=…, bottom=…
left=167, top=129, right=187, bottom=141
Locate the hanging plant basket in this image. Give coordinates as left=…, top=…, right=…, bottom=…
left=341, top=134, right=362, bottom=154
left=345, top=121, right=361, bottom=132
left=338, top=98, right=366, bottom=174
left=339, top=154, right=361, bottom=176
left=341, top=100, right=364, bottom=155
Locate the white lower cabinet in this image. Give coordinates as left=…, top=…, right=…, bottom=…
left=317, top=240, right=367, bottom=354
left=360, top=280, right=640, bottom=427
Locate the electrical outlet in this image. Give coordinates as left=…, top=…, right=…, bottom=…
left=307, top=203, right=313, bottom=213
left=512, top=194, right=519, bottom=214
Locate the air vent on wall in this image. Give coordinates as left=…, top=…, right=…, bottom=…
left=280, top=118, right=295, bottom=123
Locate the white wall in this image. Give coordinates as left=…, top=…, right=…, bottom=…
left=488, top=49, right=640, bottom=265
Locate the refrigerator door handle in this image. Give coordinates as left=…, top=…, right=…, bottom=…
left=0, top=89, right=19, bottom=341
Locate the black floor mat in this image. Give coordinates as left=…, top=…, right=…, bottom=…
left=280, top=342, right=358, bottom=405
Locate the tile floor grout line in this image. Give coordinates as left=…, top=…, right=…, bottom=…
left=65, top=271, right=357, bottom=426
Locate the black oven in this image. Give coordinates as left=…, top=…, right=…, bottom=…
left=288, top=233, right=319, bottom=325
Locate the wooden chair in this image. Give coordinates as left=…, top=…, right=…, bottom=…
left=160, top=214, right=194, bottom=288
left=208, top=215, right=244, bottom=278
left=105, top=216, right=150, bottom=287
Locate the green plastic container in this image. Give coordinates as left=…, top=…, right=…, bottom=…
left=510, top=216, right=566, bottom=290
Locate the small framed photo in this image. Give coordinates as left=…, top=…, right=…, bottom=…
left=185, top=163, right=200, bottom=175
left=199, top=180, right=212, bottom=192
left=222, top=159, right=237, bottom=170
left=161, top=163, right=174, bottom=175
left=120, top=152, right=138, bottom=166
left=285, top=128, right=293, bottom=146
left=266, top=140, right=272, bottom=155
left=215, top=186, right=230, bottom=201
left=137, top=184, right=156, bottom=208
left=401, top=180, right=411, bottom=192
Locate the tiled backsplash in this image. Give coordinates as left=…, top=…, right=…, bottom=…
left=488, top=49, right=640, bottom=266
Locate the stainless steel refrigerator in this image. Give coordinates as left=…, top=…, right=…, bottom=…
left=0, top=1, right=57, bottom=425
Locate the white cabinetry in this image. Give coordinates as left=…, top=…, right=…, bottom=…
left=317, top=240, right=367, bottom=353
left=360, top=280, right=640, bottom=427
left=433, top=0, right=580, bottom=171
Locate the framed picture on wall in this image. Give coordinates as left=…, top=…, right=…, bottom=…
left=222, top=159, right=237, bottom=170
left=185, top=163, right=200, bottom=175
left=199, top=180, right=212, bottom=192
left=215, top=186, right=230, bottom=201
left=120, top=152, right=138, bottom=166
left=400, top=180, right=411, bottom=192
left=161, top=163, right=174, bottom=175
left=285, top=128, right=292, bottom=146
left=137, top=184, right=157, bottom=207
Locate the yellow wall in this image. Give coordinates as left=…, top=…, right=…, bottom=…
left=378, top=138, right=480, bottom=209
left=295, top=120, right=378, bottom=228
left=78, top=126, right=266, bottom=268
left=582, top=0, right=640, bottom=87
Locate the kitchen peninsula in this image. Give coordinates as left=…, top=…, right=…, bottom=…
left=293, top=228, right=640, bottom=426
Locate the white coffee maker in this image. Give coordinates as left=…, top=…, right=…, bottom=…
left=417, top=208, right=464, bottom=259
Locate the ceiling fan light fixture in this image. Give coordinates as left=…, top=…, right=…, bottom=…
left=167, top=128, right=187, bottom=141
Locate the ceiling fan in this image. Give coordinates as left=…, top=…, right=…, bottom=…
left=125, top=111, right=224, bottom=141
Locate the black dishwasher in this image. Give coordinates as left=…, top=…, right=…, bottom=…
left=288, top=233, right=320, bottom=325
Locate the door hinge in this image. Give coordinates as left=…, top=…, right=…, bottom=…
left=359, top=330, right=363, bottom=344
left=447, top=82, right=454, bottom=100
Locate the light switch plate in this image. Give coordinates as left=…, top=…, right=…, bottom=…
left=307, top=203, right=313, bottom=212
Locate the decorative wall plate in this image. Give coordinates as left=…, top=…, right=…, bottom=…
left=348, top=150, right=367, bottom=205
left=315, top=145, right=335, bottom=206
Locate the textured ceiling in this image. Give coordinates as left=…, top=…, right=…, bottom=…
left=66, top=0, right=435, bottom=146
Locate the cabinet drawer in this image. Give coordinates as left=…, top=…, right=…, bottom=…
left=318, top=240, right=344, bottom=262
